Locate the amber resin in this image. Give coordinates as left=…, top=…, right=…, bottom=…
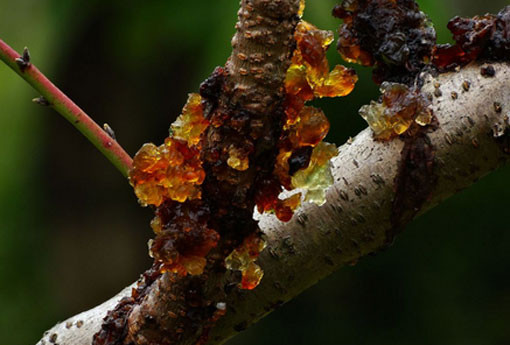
left=129, top=93, right=213, bottom=275
left=359, top=82, right=432, bottom=140
left=108, top=3, right=510, bottom=344
left=270, top=19, right=357, bottom=209
left=130, top=139, right=206, bottom=206
left=171, top=93, right=210, bottom=147
left=128, top=6, right=355, bottom=288
left=284, top=21, right=357, bottom=125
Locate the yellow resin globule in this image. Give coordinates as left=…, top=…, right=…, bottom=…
left=171, top=93, right=209, bottom=147
left=359, top=82, right=433, bottom=140
left=179, top=255, right=208, bottom=276
left=227, top=146, right=250, bottom=171
left=225, top=234, right=266, bottom=290
left=298, top=0, right=306, bottom=17
left=150, top=216, right=163, bottom=234
left=240, top=262, right=264, bottom=290
left=291, top=142, right=337, bottom=205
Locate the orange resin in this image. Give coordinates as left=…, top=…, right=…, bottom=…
left=129, top=94, right=209, bottom=207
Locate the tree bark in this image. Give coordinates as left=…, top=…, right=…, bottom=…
left=36, top=61, right=510, bottom=345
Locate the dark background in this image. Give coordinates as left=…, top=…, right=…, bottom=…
left=1, top=1, right=509, bottom=344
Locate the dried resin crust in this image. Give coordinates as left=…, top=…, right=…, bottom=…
left=433, top=6, right=510, bottom=71
left=332, top=0, right=441, bottom=242
left=333, top=0, right=436, bottom=85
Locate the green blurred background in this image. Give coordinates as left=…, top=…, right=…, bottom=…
left=1, top=1, right=509, bottom=344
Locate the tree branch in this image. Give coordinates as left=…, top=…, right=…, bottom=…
left=0, top=39, right=133, bottom=177
left=226, top=0, right=299, bottom=113
left=36, top=61, right=510, bottom=345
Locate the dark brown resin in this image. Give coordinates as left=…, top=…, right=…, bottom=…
left=333, top=0, right=436, bottom=85
left=433, top=6, right=510, bottom=71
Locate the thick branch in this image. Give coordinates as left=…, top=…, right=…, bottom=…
left=226, top=0, right=300, bottom=113
left=36, top=62, right=510, bottom=345
left=0, top=40, right=133, bottom=177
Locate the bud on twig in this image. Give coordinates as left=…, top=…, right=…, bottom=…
left=15, top=46, right=30, bottom=71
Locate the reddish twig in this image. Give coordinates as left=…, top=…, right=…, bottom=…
left=0, top=39, right=133, bottom=177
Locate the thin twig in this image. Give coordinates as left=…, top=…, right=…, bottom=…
left=0, top=39, right=133, bottom=177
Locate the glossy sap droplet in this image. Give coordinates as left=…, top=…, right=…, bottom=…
left=359, top=82, right=432, bottom=140
left=291, top=142, right=337, bottom=205
left=284, top=20, right=357, bottom=127
left=225, top=235, right=266, bottom=290
left=313, top=65, right=357, bottom=98
left=129, top=138, right=206, bottom=206
left=240, top=262, right=264, bottom=290
left=274, top=193, right=302, bottom=222
left=227, top=146, right=250, bottom=171
left=171, top=93, right=209, bottom=147
left=150, top=216, right=163, bottom=234
left=298, top=0, right=305, bottom=17
left=289, top=106, right=330, bottom=147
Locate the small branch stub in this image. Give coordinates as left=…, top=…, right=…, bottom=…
left=15, top=46, right=30, bottom=71
left=32, top=95, right=50, bottom=106
left=103, top=123, right=116, bottom=140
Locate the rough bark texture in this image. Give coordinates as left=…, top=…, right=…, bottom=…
left=226, top=0, right=300, bottom=114
left=36, top=61, right=510, bottom=345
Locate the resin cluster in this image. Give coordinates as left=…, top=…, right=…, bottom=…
left=129, top=94, right=218, bottom=275
left=128, top=16, right=354, bottom=289
left=130, top=93, right=207, bottom=207
left=433, top=6, right=510, bottom=70
left=269, top=20, right=357, bottom=213
left=359, top=82, right=432, bottom=140
left=332, top=1, right=510, bottom=140
left=333, top=0, right=436, bottom=84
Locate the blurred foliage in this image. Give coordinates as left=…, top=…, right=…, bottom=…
left=0, top=1, right=57, bottom=343
left=0, top=1, right=509, bottom=344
